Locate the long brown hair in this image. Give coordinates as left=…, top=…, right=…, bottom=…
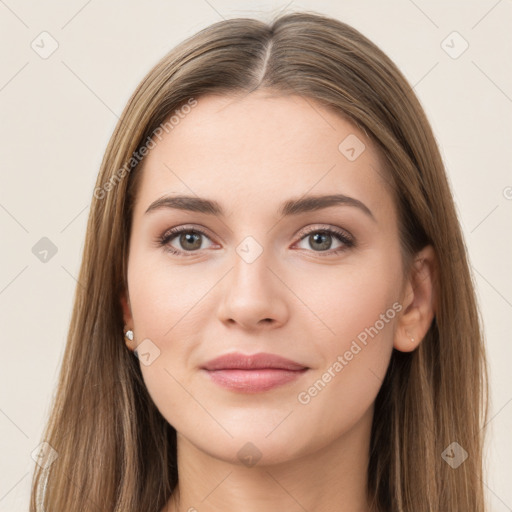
left=30, top=10, right=489, bottom=511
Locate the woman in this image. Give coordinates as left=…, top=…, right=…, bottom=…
left=30, top=10, right=489, bottom=512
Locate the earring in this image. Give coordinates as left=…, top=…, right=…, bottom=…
left=124, top=328, right=134, bottom=341
left=406, top=330, right=415, bottom=343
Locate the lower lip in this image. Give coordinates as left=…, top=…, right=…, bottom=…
left=202, top=368, right=308, bottom=392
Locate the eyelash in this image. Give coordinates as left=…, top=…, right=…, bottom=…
left=156, top=224, right=355, bottom=258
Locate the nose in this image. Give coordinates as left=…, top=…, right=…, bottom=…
left=217, top=246, right=289, bottom=331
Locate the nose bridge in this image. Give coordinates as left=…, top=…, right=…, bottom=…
left=230, top=235, right=276, bottom=301
left=217, top=233, right=288, bottom=328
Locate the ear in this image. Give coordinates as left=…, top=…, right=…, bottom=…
left=394, top=245, right=437, bottom=352
left=120, top=291, right=135, bottom=351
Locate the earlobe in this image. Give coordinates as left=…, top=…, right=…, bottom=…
left=394, top=245, right=437, bottom=353
left=120, top=293, right=136, bottom=351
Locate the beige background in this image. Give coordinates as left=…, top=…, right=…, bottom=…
left=0, top=0, right=511, bottom=510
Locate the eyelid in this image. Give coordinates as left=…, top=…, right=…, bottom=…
left=161, top=224, right=213, bottom=240
left=295, top=224, right=354, bottom=244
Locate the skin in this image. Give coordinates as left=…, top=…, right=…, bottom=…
left=120, top=90, right=436, bottom=512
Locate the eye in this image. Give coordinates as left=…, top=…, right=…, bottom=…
left=157, top=225, right=215, bottom=256
left=293, top=226, right=355, bottom=256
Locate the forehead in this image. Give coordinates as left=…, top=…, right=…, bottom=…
left=133, top=91, right=393, bottom=219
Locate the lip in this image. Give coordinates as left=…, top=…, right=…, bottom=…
left=201, top=352, right=308, bottom=371
left=200, top=352, right=309, bottom=393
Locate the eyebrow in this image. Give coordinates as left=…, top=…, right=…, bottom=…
left=144, top=193, right=375, bottom=221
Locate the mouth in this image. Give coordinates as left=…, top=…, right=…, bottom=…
left=200, top=352, right=309, bottom=393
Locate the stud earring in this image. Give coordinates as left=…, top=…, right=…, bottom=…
left=124, top=328, right=134, bottom=342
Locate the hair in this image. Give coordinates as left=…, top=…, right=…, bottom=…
left=30, top=10, right=489, bottom=512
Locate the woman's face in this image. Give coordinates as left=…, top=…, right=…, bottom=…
left=123, top=90, right=406, bottom=465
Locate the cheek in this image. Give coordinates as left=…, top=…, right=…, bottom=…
left=126, top=252, right=216, bottom=424
left=293, top=254, right=401, bottom=397
left=289, top=267, right=399, bottom=451
left=295, top=251, right=402, bottom=348
left=127, top=249, right=211, bottom=339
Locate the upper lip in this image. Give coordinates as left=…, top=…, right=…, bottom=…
left=201, top=352, right=308, bottom=371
